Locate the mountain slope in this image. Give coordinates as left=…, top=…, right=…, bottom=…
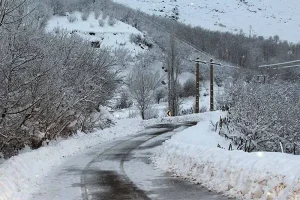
left=113, top=0, right=300, bottom=43
left=46, top=11, right=145, bottom=54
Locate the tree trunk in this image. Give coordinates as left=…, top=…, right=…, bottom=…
left=141, top=111, right=145, bottom=120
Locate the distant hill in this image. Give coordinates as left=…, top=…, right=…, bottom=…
left=113, top=0, right=300, bottom=43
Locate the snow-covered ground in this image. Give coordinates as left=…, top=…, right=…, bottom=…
left=0, top=110, right=210, bottom=200
left=0, top=118, right=146, bottom=200
left=112, top=81, right=214, bottom=119
left=112, top=96, right=195, bottom=119
left=3, top=104, right=300, bottom=199
left=152, top=111, right=300, bottom=199
left=46, top=11, right=145, bottom=54
left=113, top=0, right=300, bottom=43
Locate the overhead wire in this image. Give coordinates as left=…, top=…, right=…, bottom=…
left=116, top=2, right=299, bottom=75
left=259, top=59, right=300, bottom=68
left=133, top=10, right=241, bottom=69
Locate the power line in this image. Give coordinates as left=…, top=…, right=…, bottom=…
left=137, top=12, right=300, bottom=73
left=134, top=10, right=239, bottom=68
left=113, top=2, right=262, bottom=73
left=115, top=2, right=298, bottom=75
left=275, top=64, right=300, bottom=69
left=259, top=59, right=300, bottom=68
left=115, top=3, right=268, bottom=75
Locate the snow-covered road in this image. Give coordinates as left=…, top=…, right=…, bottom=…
left=30, top=122, right=229, bottom=200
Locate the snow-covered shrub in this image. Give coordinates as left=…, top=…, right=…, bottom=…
left=113, top=48, right=133, bottom=67
left=214, top=75, right=223, bottom=87
left=81, top=12, right=89, bottom=21
left=180, top=107, right=194, bottom=116
left=199, top=106, right=208, bottom=113
left=224, top=79, right=300, bottom=153
left=115, top=92, right=132, bottom=109
left=98, top=19, right=105, bottom=27
left=108, top=16, right=116, bottom=26
left=94, top=10, right=101, bottom=19
left=183, top=78, right=196, bottom=97
left=0, top=152, right=3, bottom=161
left=154, top=88, right=166, bottom=104
left=67, top=15, right=77, bottom=23
left=79, top=106, right=115, bottom=133
left=101, top=13, right=108, bottom=20
left=144, top=108, right=159, bottom=120
left=129, top=33, right=142, bottom=44
left=0, top=136, right=26, bottom=159
left=142, top=37, right=153, bottom=48
left=128, top=110, right=139, bottom=118
left=129, top=34, right=153, bottom=48
left=216, top=78, right=235, bottom=109
left=53, top=26, right=61, bottom=34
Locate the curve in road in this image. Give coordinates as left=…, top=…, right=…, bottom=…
left=31, top=122, right=231, bottom=200
left=80, top=122, right=230, bottom=200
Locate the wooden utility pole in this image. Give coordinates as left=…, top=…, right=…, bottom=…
left=209, top=59, right=221, bottom=111
left=195, top=60, right=200, bottom=113
left=210, top=59, right=214, bottom=111
left=194, top=58, right=206, bottom=113
left=166, top=34, right=180, bottom=117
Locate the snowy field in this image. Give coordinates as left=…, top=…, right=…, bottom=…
left=152, top=111, right=300, bottom=200
left=46, top=11, right=145, bottom=54
left=113, top=0, right=300, bottom=43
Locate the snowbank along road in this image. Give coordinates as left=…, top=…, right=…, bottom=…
left=31, top=122, right=231, bottom=200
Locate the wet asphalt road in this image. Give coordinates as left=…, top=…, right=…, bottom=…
left=80, top=122, right=231, bottom=200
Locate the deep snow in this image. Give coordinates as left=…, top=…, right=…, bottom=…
left=0, top=112, right=209, bottom=200
left=2, top=107, right=300, bottom=200
left=0, top=118, right=146, bottom=200
left=152, top=111, right=300, bottom=200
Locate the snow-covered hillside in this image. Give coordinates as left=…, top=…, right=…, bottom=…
left=113, top=0, right=300, bottom=43
left=46, top=11, right=145, bottom=54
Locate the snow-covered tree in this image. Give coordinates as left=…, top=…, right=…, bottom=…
left=222, top=78, right=300, bottom=153
left=0, top=2, right=120, bottom=158
left=127, top=63, right=162, bottom=120
left=164, top=34, right=182, bottom=116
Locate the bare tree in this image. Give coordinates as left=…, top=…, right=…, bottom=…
left=164, top=34, right=181, bottom=116
left=0, top=0, right=36, bottom=27
left=127, top=64, right=162, bottom=120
